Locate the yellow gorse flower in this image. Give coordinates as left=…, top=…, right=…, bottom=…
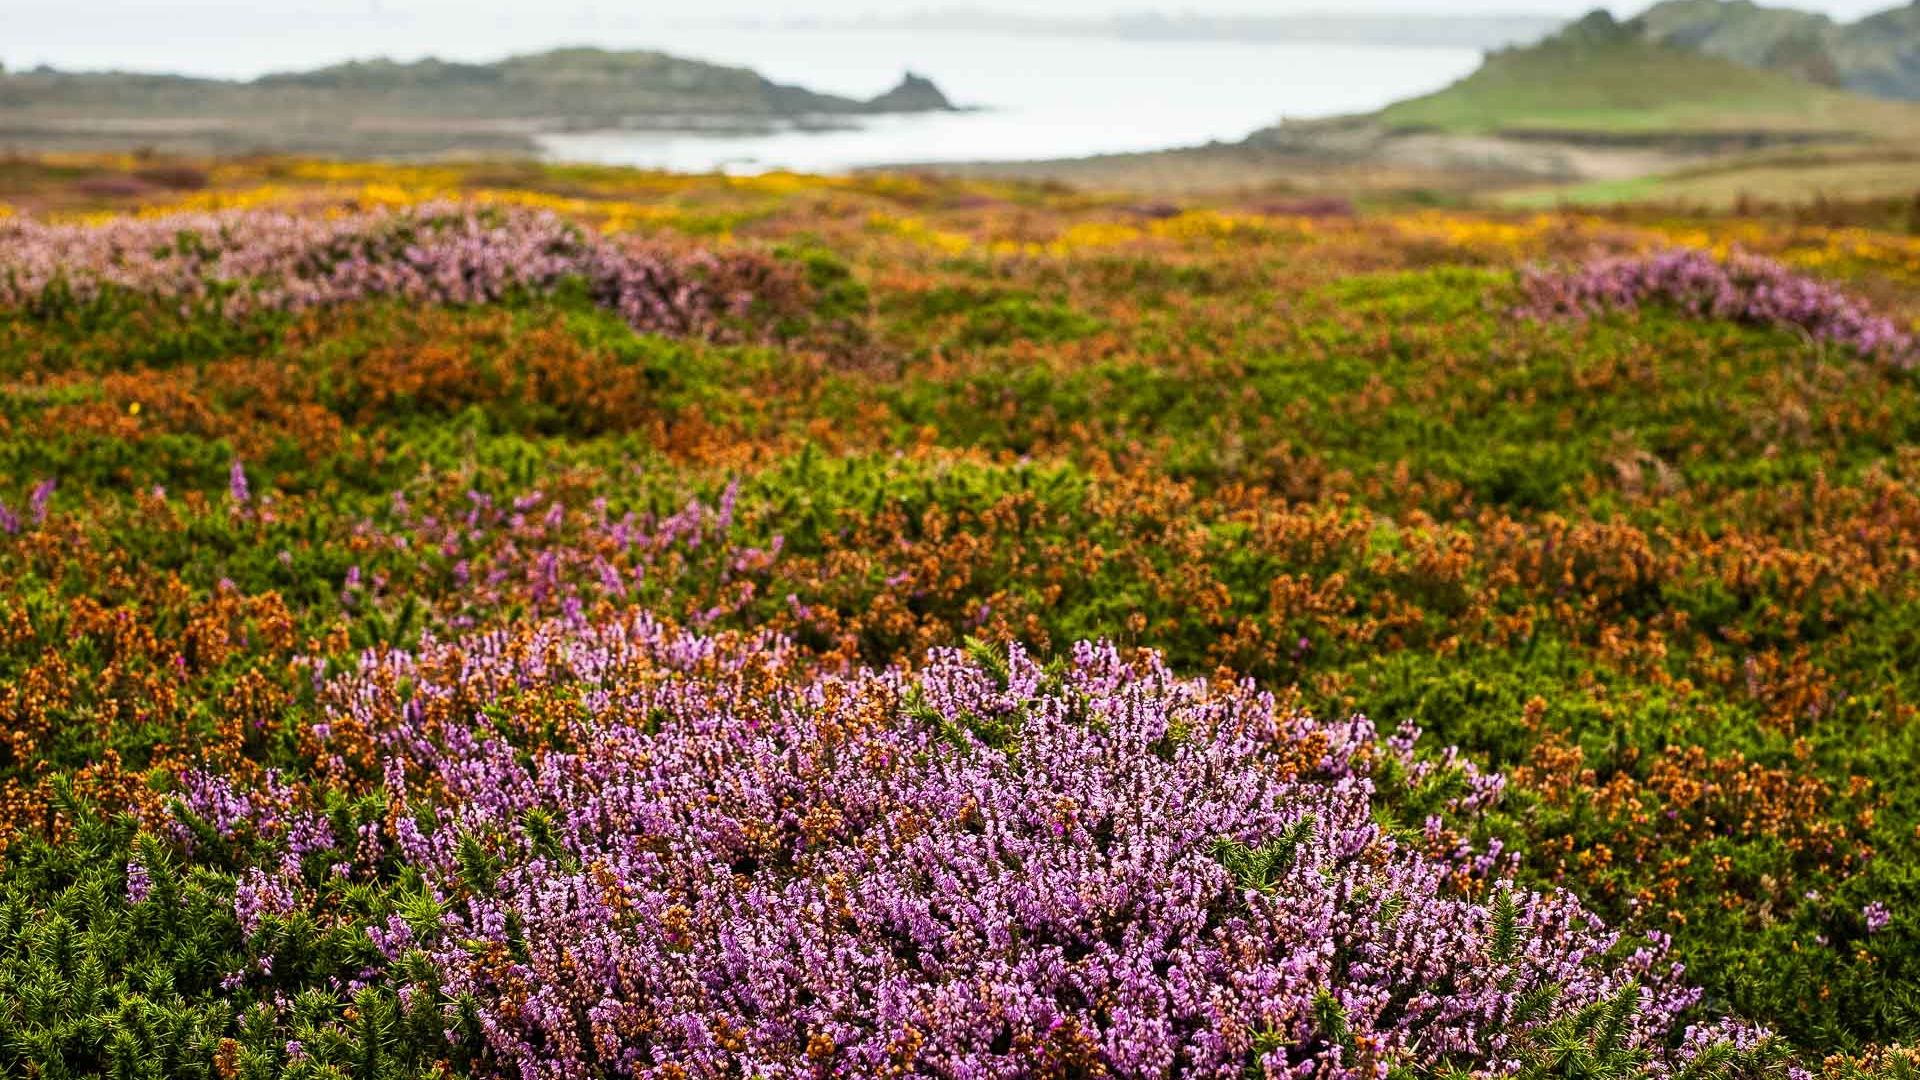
left=866, top=213, right=974, bottom=255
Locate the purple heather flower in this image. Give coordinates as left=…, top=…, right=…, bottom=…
left=28, top=478, right=54, bottom=524
left=229, top=460, right=251, bottom=505
left=1864, top=901, right=1892, bottom=934
left=233, top=868, right=296, bottom=937
left=125, top=859, right=152, bottom=904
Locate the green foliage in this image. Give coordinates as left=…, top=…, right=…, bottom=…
left=774, top=242, right=872, bottom=329
left=1212, top=819, right=1317, bottom=896
left=0, top=802, right=465, bottom=1080
left=886, top=285, right=1104, bottom=351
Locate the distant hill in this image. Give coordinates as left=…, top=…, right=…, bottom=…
left=1197, top=8, right=1920, bottom=203
left=1629, top=0, right=1920, bottom=101
left=1373, top=10, right=1920, bottom=139
left=0, top=48, right=955, bottom=157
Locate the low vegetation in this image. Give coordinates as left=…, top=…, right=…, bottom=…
left=0, top=156, right=1917, bottom=1077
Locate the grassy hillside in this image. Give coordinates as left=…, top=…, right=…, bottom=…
left=1376, top=12, right=1920, bottom=138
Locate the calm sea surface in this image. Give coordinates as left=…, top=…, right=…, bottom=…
left=5, top=14, right=1484, bottom=174
left=539, top=25, right=1484, bottom=173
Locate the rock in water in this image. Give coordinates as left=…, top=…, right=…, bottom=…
left=866, top=71, right=956, bottom=112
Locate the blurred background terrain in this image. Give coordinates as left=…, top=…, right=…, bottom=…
left=3, top=0, right=1918, bottom=208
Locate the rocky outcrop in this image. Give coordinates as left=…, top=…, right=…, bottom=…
left=1631, top=0, right=1920, bottom=101
left=864, top=73, right=956, bottom=114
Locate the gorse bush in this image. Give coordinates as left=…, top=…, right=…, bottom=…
left=0, top=793, right=463, bottom=1080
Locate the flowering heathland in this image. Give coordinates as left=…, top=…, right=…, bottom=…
left=1518, top=248, right=1917, bottom=368
left=201, top=615, right=1769, bottom=1079
left=0, top=201, right=806, bottom=339
left=0, top=156, right=1917, bottom=1079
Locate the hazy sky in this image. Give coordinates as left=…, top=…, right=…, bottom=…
left=4, top=0, right=1900, bottom=78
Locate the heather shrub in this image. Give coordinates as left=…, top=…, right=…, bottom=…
left=0, top=620, right=1797, bottom=1079
left=0, top=202, right=812, bottom=344
left=276, top=617, right=1772, bottom=1079
left=1517, top=249, right=1917, bottom=368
